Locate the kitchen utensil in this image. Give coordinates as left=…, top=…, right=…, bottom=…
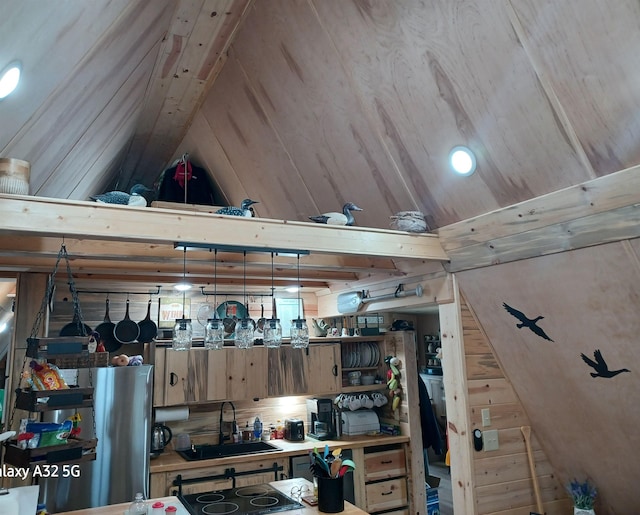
left=330, top=458, right=342, bottom=477
left=114, top=298, right=140, bottom=344
left=59, top=311, right=92, bottom=337
left=151, top=423, right=173, bottom=453
left=197, top=302, right=216, bottom=327
left=521, top=426, right=544, bottom=515
left=137, top=299, right=158, bottom=343
left=94, top=298, right=118, bottom=351
left=256, top=297, right=266, bottom=333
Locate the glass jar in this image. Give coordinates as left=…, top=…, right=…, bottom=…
left=172, top=318, right=192, bottom=351
left=291, top=318, right=309, bottom=348
left=263, top=318, right=282, bottom=348
left=234, top=318, right=255, bottom=349
left=204, top=318, right=224, bottom=350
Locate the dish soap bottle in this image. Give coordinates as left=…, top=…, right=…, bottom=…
left=253, top=416, right=263, bottom=440
left=129, top=492, right=147, bottom=514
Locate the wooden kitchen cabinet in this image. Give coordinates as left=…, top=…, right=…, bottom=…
left=150, top=457, right=287, bottom=497
left=154, top=347, right=227, bottom=406
left=362, top=445, right=409, bottom=514
left=267, top=343, right=340, bottom=397
left=226, top=346, right=268, bottom=400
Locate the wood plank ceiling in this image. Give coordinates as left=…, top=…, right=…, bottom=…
left=2, top=0, right=640, bottom=288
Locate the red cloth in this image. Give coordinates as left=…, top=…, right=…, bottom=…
left=173, top=159, right=193, bottom=188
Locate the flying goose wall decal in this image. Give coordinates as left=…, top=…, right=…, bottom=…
left=502, top=302, right=554, bottom=342
left=581, top=349, right=630, bottom=378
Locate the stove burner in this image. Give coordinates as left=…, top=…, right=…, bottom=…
left=250, top=496, right=278, bottom=507
left=235, top=485, right=270, bottom=498
left=196, top=493, right=225, bottom=504
left=202, top=502, right=239, bottom=515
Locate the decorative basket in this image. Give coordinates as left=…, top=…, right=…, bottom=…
left=0, top=157, right=30, bottom=195
left=390, top=211, right=429, bottom=233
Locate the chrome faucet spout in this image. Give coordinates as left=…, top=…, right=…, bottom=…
left=219, top=401, right=236, bottom=444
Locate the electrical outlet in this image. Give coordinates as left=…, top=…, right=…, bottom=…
left=483, top=429, right=499, bottom=451
left=481, top=408, right=491, bottom=427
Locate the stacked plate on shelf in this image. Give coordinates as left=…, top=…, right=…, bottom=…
left=341, top=341, right=380, bottom=368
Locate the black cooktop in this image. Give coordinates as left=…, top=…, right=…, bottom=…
left=180, top=484, right=304, bottom=515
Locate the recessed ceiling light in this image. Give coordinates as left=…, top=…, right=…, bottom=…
left=449, top=146, right=476, bottom=176
left=0, top=61, right=21, bottom=99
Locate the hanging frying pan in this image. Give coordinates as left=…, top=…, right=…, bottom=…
left=217, top=300, right=247, bottom=337
left=94, top=298, right=118, bottom=351
left=138, top=299, right=158, bottom=343
left=59, top=311, right=92, bottom=337
left=114, top=299, right=140, bottom=344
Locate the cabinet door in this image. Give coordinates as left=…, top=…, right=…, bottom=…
left=226, top=347, right=268, bottom=400
left=267, top=344, right=340, bottom=397
left=164, top=348, right=227, bottom=405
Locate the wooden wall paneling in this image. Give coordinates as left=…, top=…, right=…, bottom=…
left=10, top=1, right=174, bottom=194
left=476, top=475, right=568, bottom=515
left=310, top=1, right=590, bottom=227
left=438, top=277, right=476, bottom=514
left=474, top=450, right=554, bottom=487
left=465, top=354, right=503, bottom=381
left=457, top=244, right=640, bottom=513
left=467, top=378, right=519, bottom=406
left=509, top=0, right=640, bottom=176
left=0, top=0, right=136, bottom=150
left=228, top=1, right=413, bottom=229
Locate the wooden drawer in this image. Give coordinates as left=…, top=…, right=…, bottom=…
left=364, top=448, right=406, bottom=481
left=365, top=478, right=408, bottom=512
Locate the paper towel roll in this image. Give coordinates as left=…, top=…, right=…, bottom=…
left=155, top=407, right=189, bottom=422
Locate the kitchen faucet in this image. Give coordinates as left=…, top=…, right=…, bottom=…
left=219, top=401, right=236, bottom=444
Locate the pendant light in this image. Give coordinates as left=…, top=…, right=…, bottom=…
left=235, top=251, right=255, bottom=349
left=172, top=246, right=192, bottom=351
left=205, top=249, right=224, bottom=350
left=290, top=253, right=309, bottom=348
left=263, top=252, right=282, bottom=348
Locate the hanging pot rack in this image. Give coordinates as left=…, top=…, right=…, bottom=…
left=72, top=285, right=162, bottom=296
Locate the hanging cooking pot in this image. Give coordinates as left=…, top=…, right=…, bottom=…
left=114, top=299, right=140, bottom=344
left=94, top=298, right=119, bottom=351
left=137, top=299, right=158, bottom=344
left=217, top=300, right=246, bottom=336
left=256, top=297, right=266, bottom=333
left=59, top=311, right=92, bottom=337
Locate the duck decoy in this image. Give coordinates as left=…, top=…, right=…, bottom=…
left=309, top=202, right=363, bottom=226
left=90, top=184, right=153, bottom=206
left=216, top=198, right=258, bottom=217
left=502, top=302, right=554, bottom=342
left=581, top=349, right=630, bottom=378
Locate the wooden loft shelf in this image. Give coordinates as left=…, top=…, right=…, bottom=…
left=0, top=194, right=448, bottom=261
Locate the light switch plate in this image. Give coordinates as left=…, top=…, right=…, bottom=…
left=481, top=408, right=491, bottom=427
left=483, top=429, right=499, bottom=451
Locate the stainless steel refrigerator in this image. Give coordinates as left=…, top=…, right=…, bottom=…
left=39, top=364, right=153, bottom=512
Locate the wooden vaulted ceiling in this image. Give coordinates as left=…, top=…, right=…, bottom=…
left=2, top=0, right=640, bottom=290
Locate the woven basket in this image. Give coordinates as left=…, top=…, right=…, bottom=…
left=390, top=211, right=429, bottom=232
left=0, top=157, right=30, bottom=195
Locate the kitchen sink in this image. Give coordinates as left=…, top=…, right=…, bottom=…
left=176, top=440, right=281, bottom=461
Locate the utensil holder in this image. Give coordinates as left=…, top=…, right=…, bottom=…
left=317, top=476, right=344, bottom=513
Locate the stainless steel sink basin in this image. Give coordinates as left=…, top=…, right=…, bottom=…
left=176, top=440, right=281, bottom=461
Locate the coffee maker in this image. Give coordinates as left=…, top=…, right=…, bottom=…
left=306, top=398, right=335, bottom=440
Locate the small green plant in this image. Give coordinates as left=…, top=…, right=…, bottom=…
left=568, top=478, right=597, bottom=509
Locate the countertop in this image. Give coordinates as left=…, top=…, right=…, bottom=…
left=56, top=479, right=368, bottom=515
left=150, top=434, right=410, bottom=473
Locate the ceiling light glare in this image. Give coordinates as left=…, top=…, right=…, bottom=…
left=174, top=282, right=192, bottom=292
left=449, top=146, right=476, bottom=176
left=0, top=61, right=21, bottom=99
left=286, top=286, right=299, bottom=293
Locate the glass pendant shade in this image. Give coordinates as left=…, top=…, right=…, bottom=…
left=263, top=318, right=283, bottom=348
left=205, top=318, right=224, bottom=350
left=291, top=318, right=309, bottom=348
left=172, top=318, right=193, bottom=351
left=234, top=318, right=255, bottom=349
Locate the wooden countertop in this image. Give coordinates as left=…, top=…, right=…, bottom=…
left=150, top=434, right=409, bottom=473
left=57, top=479, right=367, bottom=515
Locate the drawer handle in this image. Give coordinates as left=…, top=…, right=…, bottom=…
left=169, top=372, right=178, bottom=386
left=380, top=460, right=393, bottom=464
left=381, top=491, right=393, bottom=496
left=332, top=364, right=338, bottom=376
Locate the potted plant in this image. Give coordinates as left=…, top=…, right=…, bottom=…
left=568, top=478, right=597, bottom=515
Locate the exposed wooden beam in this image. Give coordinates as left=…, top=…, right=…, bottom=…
left=0, top=195, right=449, bottom=261
left=439, top=164, right=640, bottom=272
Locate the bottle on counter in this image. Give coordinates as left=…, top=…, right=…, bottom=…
left=128, top=492, right=147, bottom=514
left=270, top=424, right=276, bottom=439
left=275, top=420, right=284, bottom=439
left=253, top=416, right=263, bottom=440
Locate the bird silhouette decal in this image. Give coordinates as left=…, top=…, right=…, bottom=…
left=502, top=302, right=554, bottom=342
left=581, top=349, right=630, bottom=378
